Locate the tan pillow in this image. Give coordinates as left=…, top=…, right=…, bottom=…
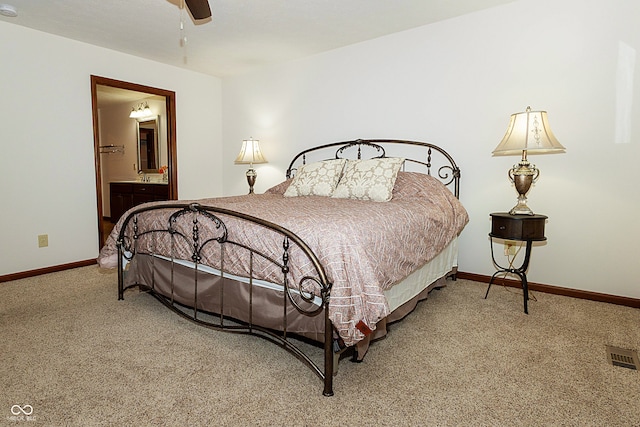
left=331, top=157, right=405, bottom=202
left=283, top=159, right=347, bottom=197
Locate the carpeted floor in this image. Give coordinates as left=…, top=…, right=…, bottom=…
left=1, top=266, right=639, bottom=426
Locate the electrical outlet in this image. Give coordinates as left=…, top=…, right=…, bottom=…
left=504, top=241, right=516, bottom=256
left=38, top=234, right=48, bottom=248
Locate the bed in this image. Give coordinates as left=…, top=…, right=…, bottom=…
left=97, top=139, right=469, bottom=396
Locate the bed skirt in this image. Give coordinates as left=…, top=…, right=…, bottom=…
left=124, top=245, right=457, bottom=360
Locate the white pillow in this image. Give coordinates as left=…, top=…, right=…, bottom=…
left=331, top=157, right=405, bottom=202
left=283, top=158, right=347, bottom=197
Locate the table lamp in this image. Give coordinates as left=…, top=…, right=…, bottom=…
left=493, top=106, right=565, bottom=215
left=235, top=138, right=267, bottom=194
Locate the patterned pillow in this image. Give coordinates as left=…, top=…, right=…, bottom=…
left=283, top=159, right=347, bottom=197
left=331, top=157, right=405, bottom=202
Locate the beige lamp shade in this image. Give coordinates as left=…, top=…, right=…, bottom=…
left=493, top=107, right=565, bottom=156
left=234, top=138, right=267, bottom=165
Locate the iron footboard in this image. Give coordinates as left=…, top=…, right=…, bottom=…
left=116, top=202, right=336, bottom=396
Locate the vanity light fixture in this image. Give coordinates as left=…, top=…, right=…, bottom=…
left=493, top=106, right=566, bottom=215
left=235, top=138, right=267, bottom=194
left=129, top=102, right=153, bottom=120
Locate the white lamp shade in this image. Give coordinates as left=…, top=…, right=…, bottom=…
left=493, top=107, right=565, bottom=156
left=129, top=102, right=153, bottom=120
left=142, top=103, right=152, bottom=117
left=235, top=139, right=267, bottom=164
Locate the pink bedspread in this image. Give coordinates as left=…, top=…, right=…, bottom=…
left=98, top=172, right=468, bottom=346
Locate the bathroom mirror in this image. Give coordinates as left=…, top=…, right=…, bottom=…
left=137, top=116, right=160, bottom=172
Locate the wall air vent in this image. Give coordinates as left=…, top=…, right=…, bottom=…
left=606, top=345, right=639, bottom=370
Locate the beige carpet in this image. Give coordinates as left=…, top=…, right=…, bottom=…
left=1, top=266, right=639, bottom=426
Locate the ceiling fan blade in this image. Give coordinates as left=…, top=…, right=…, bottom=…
left=185, top=0, right=212, bottom=20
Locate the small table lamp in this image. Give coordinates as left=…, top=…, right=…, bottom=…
left=235, top=138, right=267, bottom=194
left=493, top=106, right=565, bottom=215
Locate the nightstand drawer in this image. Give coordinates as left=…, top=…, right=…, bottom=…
left=490, top=213, right=547, bottom=241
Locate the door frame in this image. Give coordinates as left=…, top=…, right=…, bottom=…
left=90, top=75, right=178, bottom=247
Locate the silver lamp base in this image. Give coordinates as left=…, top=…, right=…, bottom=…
left=508, top=159, right=539, bottom=215
left=509, top=195, right=534, bottom=215
left=246, top=168, right=257, bottom=194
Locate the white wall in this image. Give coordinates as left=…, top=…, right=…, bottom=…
left=0, top=22, right=223, bottom=275
left=221, top=0, right=640, bottom=298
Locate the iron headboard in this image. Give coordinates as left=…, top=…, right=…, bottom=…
left=285, top=139, right=461, bottom=199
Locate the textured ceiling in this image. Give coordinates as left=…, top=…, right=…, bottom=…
left=2, top=0, right=515, bottom=77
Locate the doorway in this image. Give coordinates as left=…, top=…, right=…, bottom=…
left=90, top=75, right=178, bottom=247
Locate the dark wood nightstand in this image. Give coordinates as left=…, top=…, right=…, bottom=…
left=485, top=212, right=547, bottom=314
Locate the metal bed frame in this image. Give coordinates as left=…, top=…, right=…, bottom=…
left=116, top=138, right=461, bottom=396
